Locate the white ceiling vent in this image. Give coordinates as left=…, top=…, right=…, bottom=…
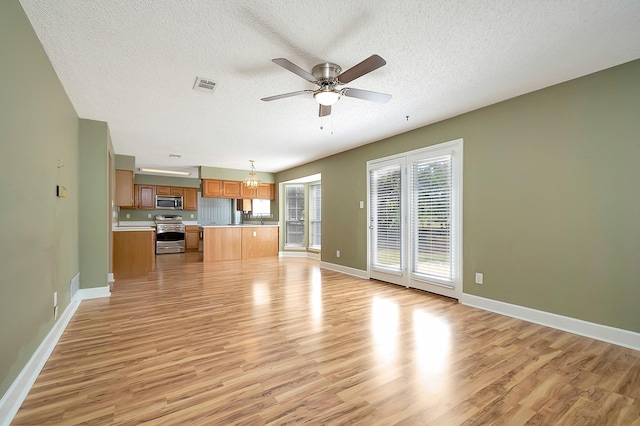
left=193, top=77, right=217, bottom=93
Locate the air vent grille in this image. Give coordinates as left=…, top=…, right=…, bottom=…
left=193, top=76, right=217, bottom=92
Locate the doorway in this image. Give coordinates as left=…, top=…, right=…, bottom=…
left=367, top=139, right=463, bottom=298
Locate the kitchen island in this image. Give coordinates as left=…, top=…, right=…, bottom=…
left=112, top=227, right=155, bottom=279
left=200, top=225, right=279, bottom=262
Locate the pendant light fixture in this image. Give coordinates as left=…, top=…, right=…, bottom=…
left=244, top=160, right=260, bottom=189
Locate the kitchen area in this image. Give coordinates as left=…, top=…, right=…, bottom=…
left=112, top=155, right=279, bottom=280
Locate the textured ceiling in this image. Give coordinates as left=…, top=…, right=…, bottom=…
left=19, top=0, right=640, bottom=174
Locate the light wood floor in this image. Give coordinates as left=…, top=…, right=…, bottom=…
left=14, top=254, right=640, bottom=425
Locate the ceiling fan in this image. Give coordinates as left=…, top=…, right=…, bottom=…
left=261, top=54, right=391, bottom=117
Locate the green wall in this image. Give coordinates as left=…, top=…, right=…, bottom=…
left=79, top=119, right=111, bottom=289
left=200, top=165, right=275, bottom=183
left=134, top=174, right=200, bottom=187
left=0, top=0, right=80, bottom=397
left=277, top=59, right=640, bottom=333
left=114, top=154, right=135, bottom=171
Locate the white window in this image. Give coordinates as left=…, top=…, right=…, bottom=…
left=251, top=199, right=271, bottom=217
left=309, top=183, right=321, bottom=249
left=285, top=184, right=305, bottom=247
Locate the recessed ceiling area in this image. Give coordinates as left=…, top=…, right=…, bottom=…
left=19, top=0, right=640, bottom=173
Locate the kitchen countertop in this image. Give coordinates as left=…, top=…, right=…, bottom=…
left=112, top=226, right=155, bottom=232
left=199, top=224, right=279, bottom=228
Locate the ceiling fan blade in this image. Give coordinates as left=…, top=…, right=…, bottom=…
left=261, top=90, right=313, bottom=102
left=337, top=54, right=387, bottom=84
left=272, top=58, right=317, bottom=83
left=319, top=104, right=331, bottom=117
left=342, top=88, right=392, bottom=103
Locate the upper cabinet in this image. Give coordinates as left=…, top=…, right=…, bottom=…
left=115, top=169, right=134, bottom=207
left=222, top=180, right=241, bottom=198
left=136, top=184, right=156, bottom=210
left=155, top=186, right=170, bottom=195
left=203, top=179, right=275, bottom=200
left=240, top=184, right=257, bottom=199
left=202, top=179, right=223, bottom=197
left=257, top=183, right=275, bottom=200
left=183, top=187, right=198, bottom=211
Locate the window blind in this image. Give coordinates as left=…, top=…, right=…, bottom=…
left=285, top=184, right=305, bottom=246
left=411, top=155, right=453, bottom=283
left=309, top=183, right=321, bottom=248
left=370, top=164, right=402, bottom=271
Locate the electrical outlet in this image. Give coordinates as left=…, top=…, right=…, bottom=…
left=147, top=213, right=152, bottom=219
left=125, top=213, right=130, bottom=219
left=190, top=214, right=194, bottom=218
left=53, top=291, right=57, bottom=307
left=475, top=273, right=483, bottom=284
left=336, top=250, right=341, bottom=258
left=359, top=201, right=364, bottom=209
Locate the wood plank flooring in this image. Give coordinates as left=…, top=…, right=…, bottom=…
left=13, top=254, right=640, bottom=425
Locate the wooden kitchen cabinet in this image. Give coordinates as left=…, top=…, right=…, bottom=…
left=236, top=199, right=252, bottom=212
left=222, top=180, right=241, bottom=198
left=240, top=184, right=257, bottom=199
left=202, top=226, right=278, bottom=262
left=242, top=227, right=279, bottom=259
left=202, top=227, right=242, bottom=261
left=183, top=187, right=198, bottom=210
left=136, top=184, right=156, bottom=210
left=113, top=230, right=155, bottom=279
left=257, top=183, right=275, bottom=200
left=185, top=225, right=200, bottom=251
left=156, top=186, right=185, bottom=196
left=203, top=179, right=275, bottom=200
left=202, top=179, right=223, bottom=197
left=155, top=186, right=171, bottom=195
left=114, top=169, right=134, bottom=207
left=170, top=187, right=184, bottom=196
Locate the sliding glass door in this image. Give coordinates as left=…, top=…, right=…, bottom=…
left=368, top=140, right=462, bottom=298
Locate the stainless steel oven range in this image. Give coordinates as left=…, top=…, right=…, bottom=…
left=155, top=215, right=185, bottom=254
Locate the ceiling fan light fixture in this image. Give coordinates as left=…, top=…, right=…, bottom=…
left=314, top=90, right=340, bottom=106
left=244, top=160, right=260, bottom=189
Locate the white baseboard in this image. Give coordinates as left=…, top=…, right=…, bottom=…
left=77, top=285, right=111, bottom=300
left=460, top=293, right=640, bottom=351
left=0, top=286, right=110, bottom=425
left=319, top=261, right=369, bottom=279
left=279, top=251, right=309, bottom=258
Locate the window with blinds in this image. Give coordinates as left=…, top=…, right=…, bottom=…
left=285, top=184, right=305, bottom=247
left=370, top=164, right=402, bottom=271
left=309, top=183, right=321, bottom=249
left=411, top=155, right=454, bottom=283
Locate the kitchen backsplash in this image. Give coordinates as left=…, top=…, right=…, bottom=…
left=118, top=209, right=198, bottom=222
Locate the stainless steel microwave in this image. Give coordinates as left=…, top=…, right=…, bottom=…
left=155, top=195, right=183, bottom=210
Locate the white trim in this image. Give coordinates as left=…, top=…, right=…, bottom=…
left=320, top=261, right=369, bottom=279
left=77, top=285, right=111, bottom=300
left=278, top=251, right=321, bottom=260
left=0, top=287, right=110, bottom=425
left=460, top=293, right=640, bottom=351
left=279, top=251, right=309, bottom=258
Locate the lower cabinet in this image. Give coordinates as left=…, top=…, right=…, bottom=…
left=202, top=227, right=242, bottom=262
left=202, top=226, right=278, bottom=261
left=241, top=227, right=279, bottom=259
left=113, top=230, right=155, bottom=279
left=185, top=225, right=200, bottom=251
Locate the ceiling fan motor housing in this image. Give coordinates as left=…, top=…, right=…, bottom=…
left=312, top=63, right=342, bottom=82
